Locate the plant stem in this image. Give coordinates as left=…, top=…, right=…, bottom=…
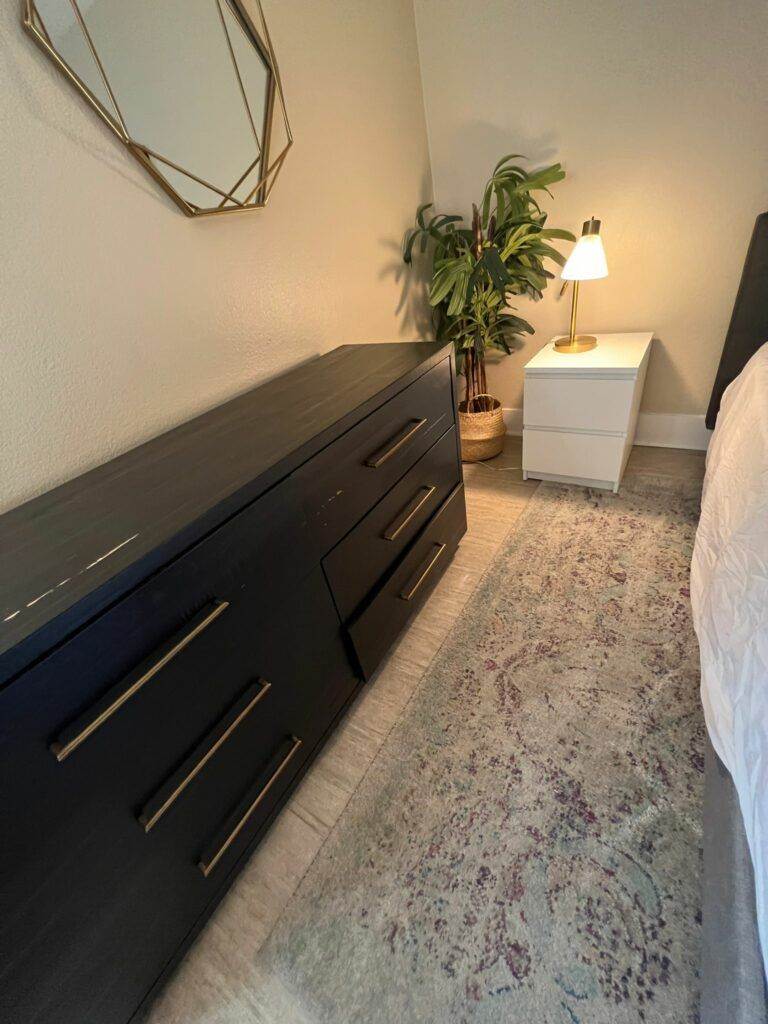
left=464, top=345, right=489, bottom=409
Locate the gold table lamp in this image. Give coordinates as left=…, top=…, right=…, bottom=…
left=555, top=217, right=608, bottom=353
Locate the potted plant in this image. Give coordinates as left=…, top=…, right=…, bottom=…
left=404, top=155, right=574, bottom=461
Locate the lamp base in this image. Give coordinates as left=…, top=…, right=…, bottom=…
left=554, top=334, right=598, bottom=353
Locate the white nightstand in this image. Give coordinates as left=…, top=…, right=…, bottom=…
left=522, top=332, right=653, bottom=492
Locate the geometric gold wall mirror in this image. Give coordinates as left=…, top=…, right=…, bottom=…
left=23, top=0, right=292, bottom=217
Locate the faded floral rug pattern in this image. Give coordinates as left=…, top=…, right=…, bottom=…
left=253, top=476, right=704, bottom=1024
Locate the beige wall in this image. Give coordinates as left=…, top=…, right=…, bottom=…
left=0, top=0, right=432, bottom=513
left=413, top=0, right=768, bottom=415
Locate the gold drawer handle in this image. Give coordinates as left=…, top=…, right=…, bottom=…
left=199, top=735, right=303, bottom=878
left=51, top=600, right=229, bottom=763
left=400, top=543, right=446, bottom=602
left=383, top=485, right=437, bottom=541
left=138, top=679, right=272, bottom=833
left=365, top=418, right=427, bottom=468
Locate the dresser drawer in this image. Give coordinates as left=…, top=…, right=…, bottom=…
left=523, top=428, right=625, bottom=485
left=294, top=357, right=454, bottom=555
left=348, top=484, right=466, bottom=679
left=323, top=426, right=461, bottom=621
left=0, top=568, right=355, bottom=1024
left=21, top=472, right=313, bottom=779
left=524, top=375, right=636, bottom=433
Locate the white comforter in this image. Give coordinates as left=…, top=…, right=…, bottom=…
left=691, top=341, right=768, bottom=979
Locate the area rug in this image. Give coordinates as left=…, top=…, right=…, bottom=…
left=250, top=475, right=705, bottom=1024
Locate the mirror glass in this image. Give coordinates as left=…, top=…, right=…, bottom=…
left=29, top=0, right=289, bottom=214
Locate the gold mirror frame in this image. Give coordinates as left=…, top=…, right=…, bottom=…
left=22, top=0, right=292, bottom=217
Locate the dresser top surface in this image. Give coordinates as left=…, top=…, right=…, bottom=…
left=525, top=333, right=653, bottom=374
left=0, top=341, right=450, bottom=675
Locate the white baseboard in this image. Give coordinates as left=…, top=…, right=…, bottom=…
left=503, top=408, right=711, bottom=451
left=634, top=413, right=711, bottom=450
left=502, top=408, right=523, bottom=435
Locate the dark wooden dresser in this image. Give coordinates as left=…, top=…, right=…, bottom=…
left=0, top=341, right=466, bottom=1024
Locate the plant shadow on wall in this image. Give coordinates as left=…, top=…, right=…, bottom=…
left=403, top=156, right=573, bottom=461
left=380, top=235, right=435, bottom=340
left=377, top=170, right=437, bottom=340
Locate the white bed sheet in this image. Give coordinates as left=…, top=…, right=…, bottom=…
left=691, top=341, right=768, bottom=980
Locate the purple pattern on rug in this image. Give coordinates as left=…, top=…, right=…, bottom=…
left=257, top=476, right=704, bottom=1024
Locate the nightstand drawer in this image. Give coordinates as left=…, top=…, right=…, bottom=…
left=524, top=376, right=636, bottom=433
left=523, top=428, right=624, bottom=485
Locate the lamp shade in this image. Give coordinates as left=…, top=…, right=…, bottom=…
left=561, top=223, right=608, bottom=281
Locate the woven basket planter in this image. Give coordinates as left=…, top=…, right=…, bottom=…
left=457, top=393, right=505, bottom=462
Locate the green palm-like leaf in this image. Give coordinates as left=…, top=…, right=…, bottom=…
left=403, top=229, right=419, bottom=265
left=446, top=270, right=471, bottom=316
left=493, top=153, right=525, bottom=173
left=415, top=202, right=432, bottom=229
left=481, top=246, right=511, bottom=294
left=539, top=227, right=576, bottom=242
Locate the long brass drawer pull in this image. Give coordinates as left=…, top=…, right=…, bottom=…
left=383, top=485, right=437, bottom=542
left=138, top=679, right=272, bottom=833
left=199, top=735, right=303, bottom=878
left=51, top=599, right=230, bottom=763
left=400, top=543, right=447, bottom=602
left=365, top=418, right=427, bottom=469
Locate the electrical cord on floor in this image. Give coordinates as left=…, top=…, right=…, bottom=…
left=466, top=461, right=525, bottom=473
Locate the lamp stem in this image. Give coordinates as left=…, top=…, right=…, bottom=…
left=568, top=280, right=580, bottom=346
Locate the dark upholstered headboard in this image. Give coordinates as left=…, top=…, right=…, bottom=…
left=706, top=212, right=768, bottom=429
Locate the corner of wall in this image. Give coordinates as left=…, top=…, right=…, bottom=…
left=409, top=0, right=437, bottom=208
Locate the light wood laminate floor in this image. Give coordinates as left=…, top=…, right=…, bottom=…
left=146, top=438, right=705, bottom=1023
